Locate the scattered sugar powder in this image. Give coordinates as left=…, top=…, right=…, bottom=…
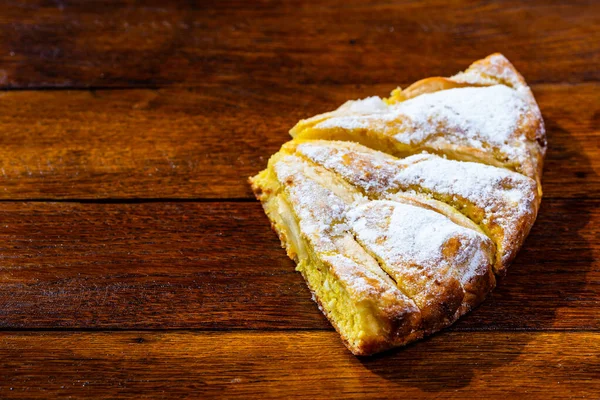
left=451, top=54, right=524, bottom=89
left=391, top=85, right=527, bottom=149
left=273, top=154, right=419, bottom=305
left=394, top=154, right=537, bottom=252
left=348, top=200, right=491, bottom=289
left=344, top=96, right=388, bottom=114
left=296, top=141, right=537, bottom=263
left=297, top=141, right=400, bottom=195
left=273, top=149, right=497, bottom=299
left=469, top=54, right=525, bottom=89
left=297, top=141, right=535, bottom=219
left=320, top=253, right=414, bottom=305
left=314, top=85, right=531, bottom=164
left=273, top=155, right=351, bottom=252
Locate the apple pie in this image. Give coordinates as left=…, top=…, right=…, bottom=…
left=249, top=54, right=545, bottom=355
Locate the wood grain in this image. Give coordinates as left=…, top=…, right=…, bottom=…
left=0, top=199, right=597, bottom=331
left=0, top=0, right=597, bottom=88
left=0, top=331, right=598, bottom=399
left=0, top=0, right=598, bottom=397
left=0, top=83, right=597, bottom=200
left=0, top=202, right=327, bottom=330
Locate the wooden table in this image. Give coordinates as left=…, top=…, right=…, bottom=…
left=0, top=1, right=598, bottom=398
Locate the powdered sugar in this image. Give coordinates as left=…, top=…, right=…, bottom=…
left=297, top=141, right=401, bottom=194
left=349, top=201, right=465, bottom=266
left=344, top=96, right=388, bottom=114
left=271, top=150, right=495, bottom=304
left=320, top=253, right=414, bottom=306
left=272, top=154, right=417, bottom=307
left=313, top=85, right=531, bottom=168
left=393, top=154, right=537, bottom=266
left=295, top=140, right=538, bottom=267
left=392, top=86, right=527, bottom=149
left=452, top=53, right=525, bottom=90
left=348, top=200, right=491, bottom=297
left=273, top=155, right=350, bottom=251
left=396, top=153, right=536, bottom=218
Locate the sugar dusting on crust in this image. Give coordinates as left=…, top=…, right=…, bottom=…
left=391, top=86, right=527, bottom=150
left=452, top=53, right=525, bottom=90
left=348, top=200, right=491, bottom=294
left=297, top=141, right=404, bottom=195
left=321, top=253, right=413, bottom=307
left=273, top=155, right=351, bottom=251
left=296, top=141, right=537, bottom=265
left=314, top=85, right=533, bottom=169
left=271, top=151, right=493, bottom=305
left=396, top=153, right=537, bottom=225
left=272, top=154, right=414, bottom=304
left=343, top=96, right=388, bottom=114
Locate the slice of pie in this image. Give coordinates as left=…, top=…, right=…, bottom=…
left=250, top=54, right=545, bottom=355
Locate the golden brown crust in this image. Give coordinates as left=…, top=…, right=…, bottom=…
left=308, top=260, right=423, bottom=356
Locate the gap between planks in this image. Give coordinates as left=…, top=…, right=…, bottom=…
left=0, top=327, right=597, bottom=333
left=0, top=82, right=597, bottom=92
left=0, top=198, right=257, bottom=204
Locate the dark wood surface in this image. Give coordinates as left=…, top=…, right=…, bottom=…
left=1, top=331, right=598, bottom=399
left=0, top=1, right=598, bottom=398
left=0, top=0, right=598, bottom=88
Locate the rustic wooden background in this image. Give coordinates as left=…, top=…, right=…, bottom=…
left=0, top=0, right=598, bottom=398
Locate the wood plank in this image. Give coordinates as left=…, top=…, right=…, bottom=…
left=0, top=331, right=597, bottom=399
left=0, top=83, right=597, bottom=200
left=0, top=0, right=597, bottom=88
left=0, top=202, right=328, bottom=330
left=0, top=200, right=597, bottom=330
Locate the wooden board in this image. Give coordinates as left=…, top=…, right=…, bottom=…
left=0, top=0, right=597, bottom=88
left=0, top=331, right=598, bottom=399
left=0, top=0, right=598, bottom=398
